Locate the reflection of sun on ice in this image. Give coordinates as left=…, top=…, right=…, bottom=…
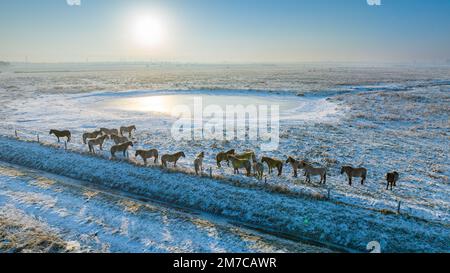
left=131, top=14, right=165, bottom=47
left=120, top=96, right=173, bottom=113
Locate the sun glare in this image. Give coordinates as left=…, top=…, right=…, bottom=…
left=131, top=13, right=165, bottom=48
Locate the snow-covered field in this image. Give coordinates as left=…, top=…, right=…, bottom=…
left=0, top=63, right=449, bottom=252
left=1, top=161, right=328, bottom=253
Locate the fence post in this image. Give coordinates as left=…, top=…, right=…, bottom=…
left=64, top=141, right=67, bottom=150
left=327, top=188, right=331, bottom=200
left=209, top=167, right=212, bottom=178
left=37, top=134, right=40, bottom=143
left=397, top=201, right=402, bottom=214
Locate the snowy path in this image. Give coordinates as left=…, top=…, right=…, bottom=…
left=0, top=161, right=329, bottom=253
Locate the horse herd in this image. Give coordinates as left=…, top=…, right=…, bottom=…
left=49, top=127, right=400, bottom=190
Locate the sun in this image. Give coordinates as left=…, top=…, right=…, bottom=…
left=131, top=14, right=165, bottom=47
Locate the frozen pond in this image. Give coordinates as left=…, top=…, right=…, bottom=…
left=93, top=90, right=340, bottom=121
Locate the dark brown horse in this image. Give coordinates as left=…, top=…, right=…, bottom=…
left=215, top=149, right=235, bottom=168
left=111, top=141, right=133, bottom=158
left=386, top=171, right=399, bottom=190
left=49, top=129, right=71, bottom=143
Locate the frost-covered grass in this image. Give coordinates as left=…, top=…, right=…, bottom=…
left=0, top=205, right=68, bottom=253
left=0, top=162, right=329, bottom=253
left=0, top=136, right=448, bottom=252
left=0, top=63, right=449, bottom=252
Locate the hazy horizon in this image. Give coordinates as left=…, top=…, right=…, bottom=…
left=1, top=0, right=450, bottom=63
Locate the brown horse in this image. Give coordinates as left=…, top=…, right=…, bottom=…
left=386, top=171, right=399, bottom=190
left=194, top=152, right=205, bottom=175
left=135, top=149, right=159, bottom=165
left=286, top=156, right=302, bottom=178
left=341, top=166, right=367, bottom=186
left=111, top=134, right=129, bottom=145
left=100, top=128, right=119, bottom=136
left=235, top=151, right=255, bottom=161
left=228, top=155, right=252, bottom=176
left=262, top=157, right=283, bottom=176
left=299, top=161, right=327, bottom=184
left=216, top=149, right=235, bottom=168
left=111, top=141, right=133, bottom=158
left=82, top=130, right=102, bottom=144
left=120, top=125, right=136, bottom=138
left=49, top=129, right=71, bottom=143
left=88, top=135, right=109, bottom=154
left=253, top=161, right=264, bottom=180
left=161, top=152, right=186, bottom=168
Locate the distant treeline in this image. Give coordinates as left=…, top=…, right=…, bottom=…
left=0, top=61, right=10, bottom=66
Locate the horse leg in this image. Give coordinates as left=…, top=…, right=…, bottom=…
left=57, top=137, right=60, bottom=143
left=294, top=168, right=297, bottom=178
left=144, top=158, right=147, bottom=166
left=361, top=177, right=365, bottom=185
left=348, top=176, right=352, bottom=186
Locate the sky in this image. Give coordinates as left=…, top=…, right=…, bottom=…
left=0, top=0, right=449, bottom=63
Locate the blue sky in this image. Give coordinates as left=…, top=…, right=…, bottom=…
left=0, top=0, right=449, bottom=63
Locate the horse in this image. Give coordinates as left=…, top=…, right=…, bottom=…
left=235, top=151, right=255, bottom=161
left=88, top=135, right=109, bottom=154
left=100, top=128, right=119, bottom=136
left=286, top=156, right=302, bottom=178
left=49, top=129, right=71, bottom=143
left=261, top=157, right=283, bottom=176
left=111, top=134, right=129, bottom=145
left=299, top=161, right=327, bottom=184
left=82, top=130, right=102, bottom=144
left=251, top=154, right=264, bottom=179
left=135, top=149, right=159, bottom=165
left=194, top=152, right=205, bottom=175
left=215, top=149, right=235, bottom=168
left=228, top=155, right=252, bottom=176
left=386, top=171, right=399, bottom=190
left=341, top=166, right=367, bottom=186
left=161, top=152, right=186, bottom=168
left=120, top=125, right=136, bottom=138
left=111, top=141, right=133, bottom=158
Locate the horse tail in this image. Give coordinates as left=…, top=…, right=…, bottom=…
left=216, top=155, right=221, bottom=168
